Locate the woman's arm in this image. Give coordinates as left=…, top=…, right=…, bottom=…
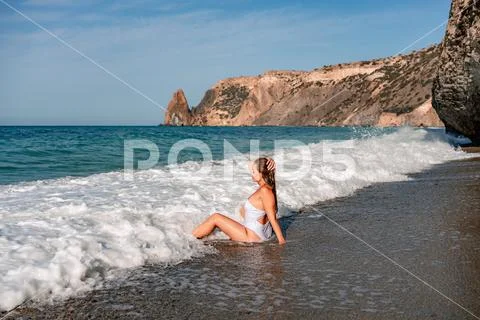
left=261, top=188, right=286, bottom=245
left=239, top=205, right=245, bottom=219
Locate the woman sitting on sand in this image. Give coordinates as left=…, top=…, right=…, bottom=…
left=192, top=157, right=286, bottom=245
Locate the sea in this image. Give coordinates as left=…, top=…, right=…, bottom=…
left=0, top=125, right=475, bottom=311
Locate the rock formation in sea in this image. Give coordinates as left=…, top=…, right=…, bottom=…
left=165, top=46, right=443, bottom=127
left=432, top=0, right=480, bottom=144
left=164, top=89, right=192, bottom=126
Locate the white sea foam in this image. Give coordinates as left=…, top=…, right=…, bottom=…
left=0, top=127, right=475, bottom=310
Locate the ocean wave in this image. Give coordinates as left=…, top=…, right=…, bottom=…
left=0, top=127, right=474, bottom=311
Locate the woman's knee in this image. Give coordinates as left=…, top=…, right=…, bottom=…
left=210, top=212, right=223, bottom=221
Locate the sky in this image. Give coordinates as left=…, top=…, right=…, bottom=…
left=0, top=0, right=453, bottom=125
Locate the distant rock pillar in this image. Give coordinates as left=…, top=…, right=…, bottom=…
left=164, top=89, right=193, bottom=126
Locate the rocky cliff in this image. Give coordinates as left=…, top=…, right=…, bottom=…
left=432, top=0, right=480, bottom=144
left=165, top=45, right=443, bottom=127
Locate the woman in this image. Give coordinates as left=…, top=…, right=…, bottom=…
left=192, top=157, right=286, bottom=245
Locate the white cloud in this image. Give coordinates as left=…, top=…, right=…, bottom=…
left=22, top=0, right=90, bottom=6
left=107, top=0, right=189, bottom=13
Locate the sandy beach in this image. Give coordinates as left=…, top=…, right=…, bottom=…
left=2, top=154, right=479, bottom=320
left=463, top=147, right=480, bottom=153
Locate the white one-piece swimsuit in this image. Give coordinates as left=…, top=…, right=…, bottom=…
left=243, top=198, right=273, bottom=241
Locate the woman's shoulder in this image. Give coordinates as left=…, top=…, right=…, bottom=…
left=259, top=185, right=274, bottom=198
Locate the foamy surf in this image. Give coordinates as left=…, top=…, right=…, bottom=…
left=0, top=127, right=474, bottom=311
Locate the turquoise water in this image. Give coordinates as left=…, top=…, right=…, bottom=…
left=0, top=126, right=396, bottom=185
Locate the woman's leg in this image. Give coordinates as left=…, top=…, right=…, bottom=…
left=192, top=213, right=259, bottom=242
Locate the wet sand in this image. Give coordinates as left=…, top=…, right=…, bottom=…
left=3, top=156, right=480, bottom=319
left=463, top=146, right=480, bottom=153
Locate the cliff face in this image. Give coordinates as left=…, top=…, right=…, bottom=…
left=432, top=0, right=480, bottom=143
left=165, top=46, right=443, bottom=127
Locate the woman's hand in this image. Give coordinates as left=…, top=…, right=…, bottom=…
left=278, top=238, right=286, bottom=245
left=266, top=158, right=276, bottom=171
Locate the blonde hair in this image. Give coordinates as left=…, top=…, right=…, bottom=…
left=253, top=157, right=278, bottom=213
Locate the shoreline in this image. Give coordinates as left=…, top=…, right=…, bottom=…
left=462, top=146, right=480, bottom=153
left=2, top=155, right=479, bottom=319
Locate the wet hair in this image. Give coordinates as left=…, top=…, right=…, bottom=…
left=253, top=157, right=278, bottom=213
